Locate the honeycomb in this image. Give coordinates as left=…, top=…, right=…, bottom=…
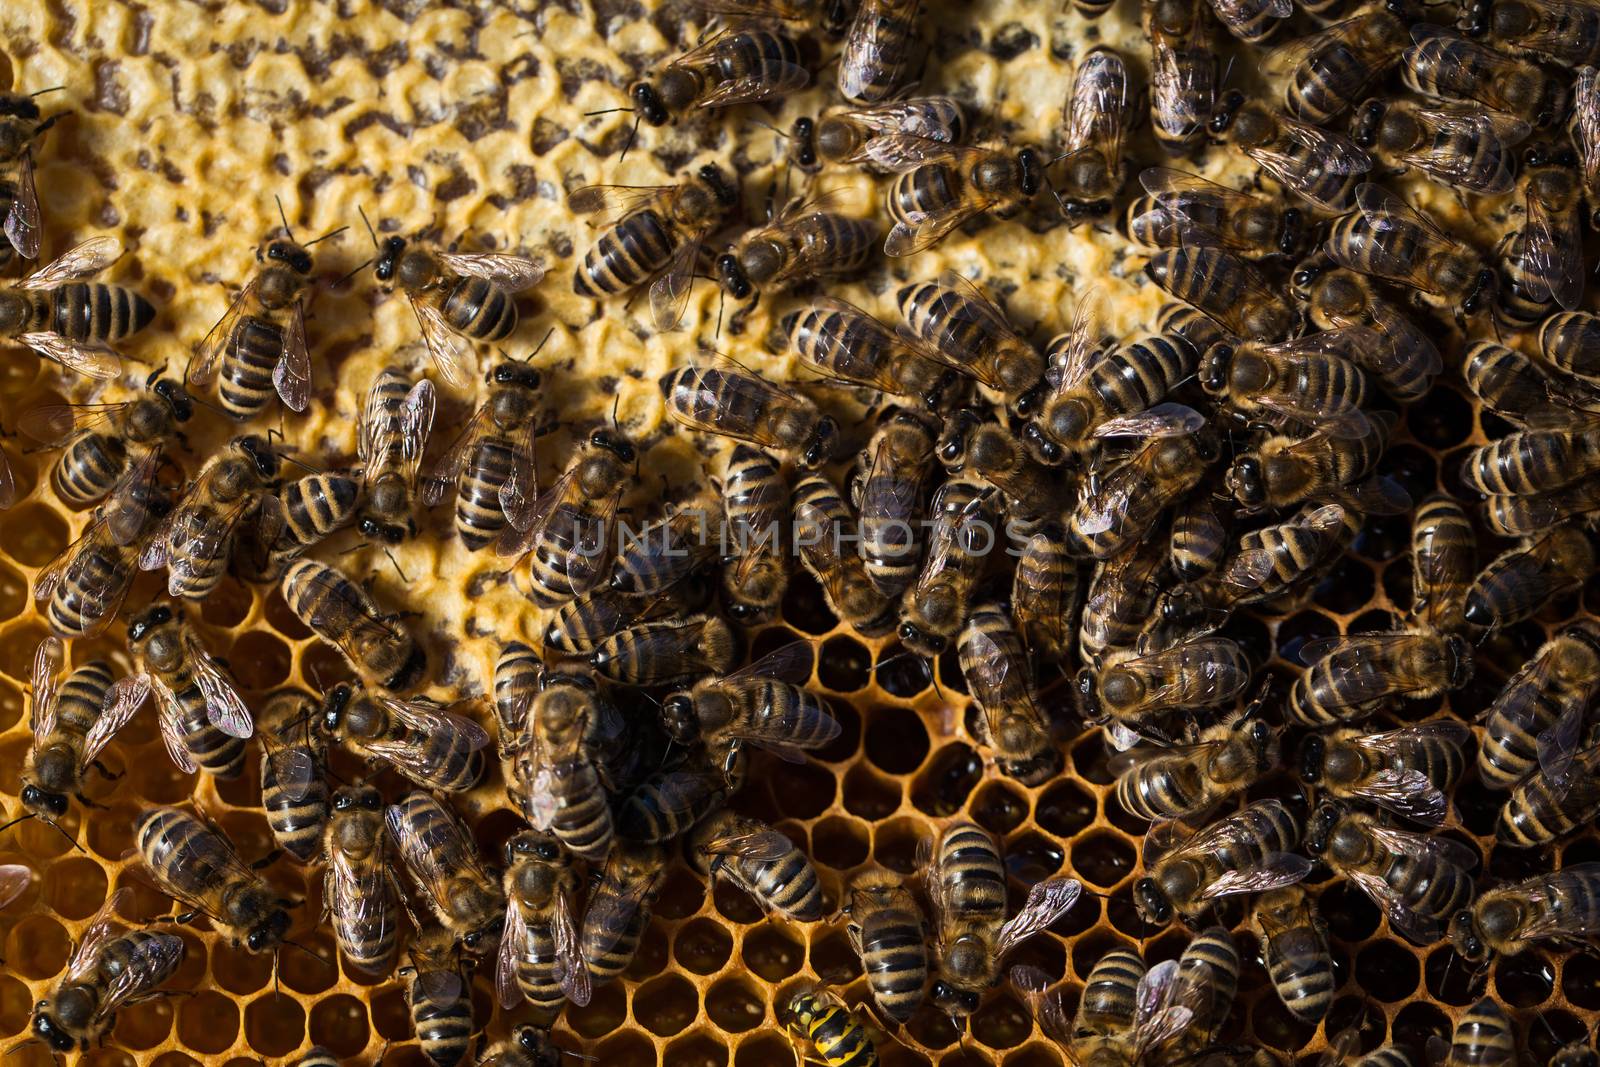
left=1, top=0, right=1597, bottom=1066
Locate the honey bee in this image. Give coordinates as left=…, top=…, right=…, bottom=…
left=297, top=1048, right=339, bottom=1067
left=322, top=784, right=399, bottom=976
left=1326, top=182, right=1495, bottom=318
left=608, top=499, right=721, bottom=596
left=570, top=163, right=738, bottom=331
left=1133, top=799, right=1311, bottom=927
left=1446, top=999, right=1516, bottom=1067
left=1144, top=246, right=1301, bottom=341
left=1403, top=24, right=1568, bottom=129
left=258, top=689, right=329, bottom=864
left=793, top=471, right=898, bottom=637
left=134, top=806, right=294, bottom=952
left=481, top=1026, right=563, bottom=1067
left=1198, top=329, right=1373, bottom=430
left=21, top=372, right=192, bottom=521
left=0, top=236, right=156, bottom=379
left=1065, top=404, right=1220, bottom=560
left=885, top=144, right=1047, bottom=257
left=1295, top=261, right=1443, bottom=404
left=1288, top=628, right=1473, bottom=726
left=1575, top=66, right=1600, bottom=226
left=692, top=809, right=825, bottom=923
left=1481, top=480, right=1600, bottom=536
left=1012, top=525, right=1079, bottom=668
left=189, top=209, right=344, bottom=417
left=1541, top=311, right=1600, bottom=388
left=1230, top=501, right=1349, bottom=604
left=926, top=823, right=1083, bottom=1019
left=28, top=887, right=185, bottom=1054
left=897, top=476, right=996, bottom=657
left=1056, top=47, right=1131, bottom=221
left=790, top=96, right=968, bottom=173
left=1464, top=0, right=1600, bottom=63
left=625, top=26, right=810, bottom=134
left=1411, top=495, right=1475, bottom=633
left=1209, top=0, right=1292, bottom=41
left=140, top=434, right=281, bottom=600
left=1208, top=91, right=1372, bottom=211
left=1251, top=887, right=1334, bottom=1025
left=617, top=756, right=733, bottom=843
left=1128, top=167, right=1309, bottom=259
left=1301, top=721, right=1471, bottom=825
left=937, top=409, right=1067, bottom=523
left=959, top=602, right=1061, bottom=782
left=365, top=214, right=544, bottom=390
left=1305, top=802, right=1476, bottom=941
left=321, top=683, right=488, bottom=794
left=1499, top=743, right=1600, bottom=846
left=386, top=792, right=504, bottom=955
left=1226, top=410, right=1405, bottom=513
left=719, top=444, right=790, bottom=624
left=1079, top=635, right=1252, bottom=736
left=1461, top=422, right=1600, bottom=497
left=423, top=360, right=542, bottom=552
left=1012, top=952, right=1197, bottom=1067
left=663, top=357, right=840, bottom=468
left=840, top=869, right=929, bottom=1023
left=719, top=196, right=878, bottom=330
left=1112, top=707, right=1279, bottom=821
left=662, top=641, right=835, bottom=780
left=496, top=830, right=591, bottom=1022
left=591, top=612, right=739, bottom=686
left=20, top=637, right=148, bottom=831
left=33, top=494, right=171, bottom=640
left=1265, top=10, right=1412, bottom=124
left=282, top=559, right=421, bottom=691
left=1349, top=99, right=1528, bottom=195
left=854, top=411, right=938, bottom=596
left=355, top=366, right=435, bottom=545
left=0, top=88, right=56, bottom=266
left=1451, top=864, right=1600, bottom=962
left=126, top=603, right=252, bottom=779
left=897, top=272, right=1044, bottom=410
left=1145, top=0, right=1218, bottom=156
left=1499, top=143, right=1585, bottom=326
left=581, top=840, right=667, bottom=986
left=787, top=298, right=958, bottom=411
left=233, top=472, right=362, bottom=584
left=1480, top=623, right=1600, bottom=789
left=1460, top=340, right=1562, bottom=427
left=399, top=923, right=474, bottom=1067
left=1080, top=536, right=1169, bottom=669
left=506, top=668, right=619, bottom=862
left=783, top=988, right=884, bottom=1067
left=501, top=428, right=637, bottom=609
left=1465, top=525, right=1598, bottom=629
left=838, top=0, right=921, bottom=103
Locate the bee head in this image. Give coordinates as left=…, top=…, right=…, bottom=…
left=320, top=683, right=355, bottom=734
left=590, top=427, right=636, bottom=463
left=897, top=621, right=945, bottom=657
left=247, top=909, right=291, bottom=953
left=698, top=163, right=738, bottom=209
left=1017, top=147, right=1044, bottom=197
left=358, top=510, right=411, bottom=546
left=1461, top=268, right=1496, bottom=315
left=0, top=94, right=42, bottom=122
left=790, top=116, right=820, bottom=170
left=265, top=240, right=314, bottom=275
left=1303, top=802, right=1341, bottom=855
left=515, top=1025, right=560, bottom=1067
left=1450, top=910, right=1486, bottom=961
left=505, top=831, right=562, bottom=865
left=1074, top=666, right=1102, bottom=721
left=151, top=376, right=196, bottom=422
left=236, top=435, right=281, bottom=478
left=1133, top=877, right=1171, bottom=924
left=1279, top=209, right=1305, bottom=257
left=1349, top=99, right=1385, bottom=149
left=374, top=236, right=406, bottom=283
left=461, top=916, right=505, bottom=954
left=725, top=599, right=766, bottom=624
left=937, top=408, right=983, bottom=469
left=1461, top=0, right=1492, bottom=35
left=801, top=416, right=839, bottom=469
left=1012, top=382, right=1046, bottom=419
left=32, top=1005, right=77, bottom=1053
left=333, top=784, right=382, bottom=812
left=19, top=784, right=68, bottom=819
left=1207, top=90, right=1247, bottom=136
left=1227, top=455, right=1266, bottom=508
left=1198, top=343, right=1234, bottom=395
left=716, top=253, right=753, bottom=299
left=661, top=693, right=699, bottom=744
left=930, top=977, right=981, bottom=1017
left=630, top=81, right=671, bottom=126
left=1298, top=733, right=1326, bottom=784
left=127, top=605, right=174, bottom=644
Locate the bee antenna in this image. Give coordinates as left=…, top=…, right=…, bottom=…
left=332, top=258, right=375, bottom=288
left=745, top=118, right=789, bottom=140
left=303, top=225, right=349, bottom=248
left=274, top=195, right=296, bottom=243
left=385, top=549, right=410, bottom=583
left=284, top=937, right=336, bottom=969
left=621, top=113, right=643, bottom=163
left=584, top=107, right=633, bottom=116
left=528, top=326, right=556, bottom=361
left=0, top=812, right=32, bottom=834
left=715, top=284, right=726, bottom=339
left=280, top=453, right=326, bottom=475
left=357, top=205, right=381, bottom=250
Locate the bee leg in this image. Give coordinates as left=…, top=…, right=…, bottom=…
left=172, top=908, right=201, bottom=924
left=89, top=759, right=122, bottom=782
left=251, top=848, right=284, bottom=870
left=728, top=293, right=760, bottom=336
left=73, top=793, right=110, bottom=811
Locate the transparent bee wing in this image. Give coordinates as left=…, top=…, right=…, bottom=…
left=1518, top=170, right=1585, bottom=311
left=569, top=183, right=674, bottom=228
left=66, top=886, right=132, bottom=983
left=81, top=673, right=151, bottom=766
left=838, top=6, right=907, bottom=102
left=0, top=447, right=13, bottom=510
left=415, top=969, right=464, bottom=1007
left=383, top=697, right=492, bottom=751
left=1201, top=852, right=1314, bottom=899
left=37, top=518, right=138, bottom=637
left=1363, top=821, right=1479, bottom=873
left=387, top=795, right=496, bottom=911
left=1252, top=394, right=1373, bottom=438
left=4, top=150, right=41, bottom=259
left=272, top=300, right=312, bottom=412
left=1403, top=108, right=1528, bottom=194
left=1250, top=119, right=1370, bottom=209
left=885, top=187, right=985, bottom=257
left=422, top=402, right=494, bottom=507
left=1208, top=0, right=1291, bottom=35
left=187, top=633, right=253, bottom=738
left=1351, top=769, right=1449, bottom=825
left=702, top=827, right=797, bottom=864
left=1064, top=48, right=1129, bottom=170
left=106, top=449, right=164, bottom=546
left=30, top=635, right=63, bottom=748
left=399, top=378, right=437, bottom=488
left=1150, top=30, right=1211, bottom=147
left=153, top=681, right=199, bottom=774
left=556, top=889, right=592, bottom=1007
left=1133, top=959, right=1196, bottom=1050
left=1515, top=864, right=1600, bottom=941
left=1578, top=68, right=1600, bottom=191
left=698, top=63, right=811, bottom=109
left=1010, top=964, right=1074, bottom=1045
left=1260, top=15, right=1365, bottom=77
left=498, top=417, right=540, bottom=532
left=995, top=877, right=1082, bottom=956
left=496, top=895, right=529, bottom=1010
left=1537, top=699, right=1586, bottom=786
left=165, top=496, right=256, bottom=597
left=725, top=639, right=817, bottom=685
left=649, top=237, right=704, bottom=332
left=0, top=863, right=32, bottom=909
left=1137, top=167, right=1267, bottom=250
left=18, top=236, right=122, bottom=289
left=146, top=807, right=264, bottom=920
left=408, top=293, right=473, bottom=390
left=1092, top=402, right=1207, bottom=439
left=328, top=837, right=391, bottom=977
left=1344, top=868, right=1443, bottom=943
left=1051, top=288, right=1104, bottom=393
left=267, top=744, right=318, bottom=802
left=582, top=873, right=653, bottom=960
left=497, top=463, right=579, bottom=560
left=1331, top=473, right=1413, bottom=516
left=435, top=251, right=545, bottom=291
left=17, top=400, right=127, bottom=446
left=20, top=332, right=122, bottom=379
left=189, top=276, right=261, bottom=389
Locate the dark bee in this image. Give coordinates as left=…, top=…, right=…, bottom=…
left=786, top=297, right=956, bottom=410
left=898, top=476, right=996, bottom=657
left=1542, top=311, right=1600, bottom=389
left=28, top=887, right=185, bottom=1054
left=322, top=784, right=399, bottom=976
left=235, top=472, right=362, bottom=583
left=1305, top=802, right=1476, bottom=941
left=1465, top=525, right=1598, bottom=629
left=1056, top=47, right=1131, bottom=221
left=282, top=558, right=424, bottom=691
left=937, top=409, right=1067, bottom=523
left=1498, top=743, right=1600, bottom=846
left=1144, top=0, right=1218, bottom=156
left=608, top=498, right=721, bottom=596
left=838, top=0, right=921, bottom=103
left=257, top=689, right=329, bottom=864
left=1128, top=167, right=1308, bottom=259
left=1498, top=143, right=1585, bottom=327
left=1403, top=24, right=1568, bottom=129
left=188, top=213, right=342, bottom=417
left=505, top=667, right=619, bottom=862
left=627, top=26, right=810, bottom=130
left=840, top=869, right=928, bottom=1022
left=1574, top=67, right=1600, bottom=225
left=140, top=434, right=281, bottom=601
left=366, top=216, right=544, bottom=390
left=134, top=806, right=294, bottom=953
left=1349, top=99, right=1528, bottom=195
left=1208, top=90, right=1372, bottom=211
left=1226, top=409, right=1406, bottom=513
left=1411, top=495, right=1475, bottom=633
left=794, top=472, right=898, bottom=637
left=1478, top=622, right=1600, bottom=788
left=126, top=603, right=252, bottom=779
left=885, top=144, right=1047, bottom=257
left=1133, top=798, right=1310, bottom=927
left=0, top=236, right=156, bottom=379
left=581, top=841, right=667, bottom=986
left=591, top=612, right=739, bottom=686
left=1080, top=535, right=1170, bottom=669
left=570, top=163, right=738, bottom=331
left=33, top=493, right=171, bottom=640
left=1170, top=495, right=1229, bottom=580
left=1208, top=0, right=1292, bottom=42
left=1461, top=420, right=1600, bottom=497
left=1012, top=524, right=1080, bottom=667
left=1079, top=635, right=1252, bottom=733
left=617, top=756, right=733, bottom=843
left=424, top=361, right=542, bottom=552
left=356, top=366, right=435, bottom=545
left=1301, top=721, right=1471, bottom=825
left=663, top=358, right=840, bottom=468
left=716, top=194, right=878, bottom=328
left=1265, top=10, right=1412, bottom=124
left=1198, top=329, right=1373, bottom=430
left=693, top=809, right=825, bottom=923
left=400, top=924, right=474, bottom=1067
left=791, top=96, right=967, bottom=172
left=1287, top=628, right=1473, bottom=726
left=1145, top=246, right=1301, bottom=341
left=854, top=411, right=939, bottom=596
left=718, top=444, right=790, bottom=624
left=0, top=87, right=57, bottom=267
left=1112, top=708, right=1279, bottom=821
left=495, top=831, right=590, bottom=1023
left=1462, top=0, right=1600, bottom=68
left=482, top=1026, right=563, bottom=1067
left=1445, top=999, right=1516, bottom=1067
left=386, top=791, right=505, bottom=956
left=959, top=602, right=1062, bottom=783
left=321, top=683, right=489, bottom=794
left=1294, top=260, right=1443, bottom=403
left=1460, top=340, right=1562, bottom=427
left=1252, top=887, right=1334, bottom=1024
left=897, top=271, right=1045, bottom=409
left=1451, top=865, right=1600, bottom=962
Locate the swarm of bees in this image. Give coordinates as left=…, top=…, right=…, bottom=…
left=16, top=0, right=1600, bottom=1062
